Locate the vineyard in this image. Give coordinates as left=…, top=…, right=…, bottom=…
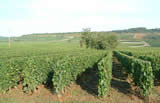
left=0, top=42, right=160, bottom=103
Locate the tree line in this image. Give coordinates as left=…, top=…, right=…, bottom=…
left=112, top=27, right=160, bottom=33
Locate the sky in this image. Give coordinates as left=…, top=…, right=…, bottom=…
left=0, top=0, right=160, bottom=36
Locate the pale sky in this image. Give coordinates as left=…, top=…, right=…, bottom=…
left=0, top=0, right=160, bottom=36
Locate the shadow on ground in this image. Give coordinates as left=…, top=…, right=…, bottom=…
left=76, top=63, right=99, bottom=96
left=111, top=79, right=131, bottom=94
left=111, top=58, right=132, bottom=94
left=76, top=57, right=132, bottom=97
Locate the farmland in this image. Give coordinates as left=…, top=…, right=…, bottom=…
left=0, top=36, right=160, bottom=103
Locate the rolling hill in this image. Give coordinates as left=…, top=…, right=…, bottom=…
left=1, top=27, right=160, bottom=47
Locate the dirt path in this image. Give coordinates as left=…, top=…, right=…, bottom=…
left=113, top=56, right=160, bottom=103
left=112, top=57, right=143, bottom=103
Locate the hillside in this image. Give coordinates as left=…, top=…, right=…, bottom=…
left=1, top=27, right=160, bottom=47
left=10, top=33, right=81, bottom=42
left=112, top=27, right=160, bottom=33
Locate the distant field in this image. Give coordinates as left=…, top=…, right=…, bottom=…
left=1, top=31, right=160, bottom=47
left=0, top=41, right=82, bottom=58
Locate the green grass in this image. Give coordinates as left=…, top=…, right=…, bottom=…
left=0, top=41, right=83, bottom=58
left=146, top=40, right=160, bottom=47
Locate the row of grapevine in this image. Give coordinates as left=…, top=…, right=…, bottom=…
left=52, top=51, right=113, bottom=97
left=113, top=51, right=154, bottom=96
left=117, top=47, right=160, bottom=56
left=120, top=50, right=160, bottom=81
left=0, top=50, right=107, bottom=94
left=52, top=52, right=106, bottom=93
left=97, top=51, right=113, bottom=97
left=0, top=55, right=64, bottom=93
left=0, top=59, right=22, bottom=93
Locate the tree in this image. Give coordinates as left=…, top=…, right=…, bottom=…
left=106, top=34, right=120, bottom=49
left=80, top=28, right=120, bottom=50
left=80, top=28, right=91, bottom=48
